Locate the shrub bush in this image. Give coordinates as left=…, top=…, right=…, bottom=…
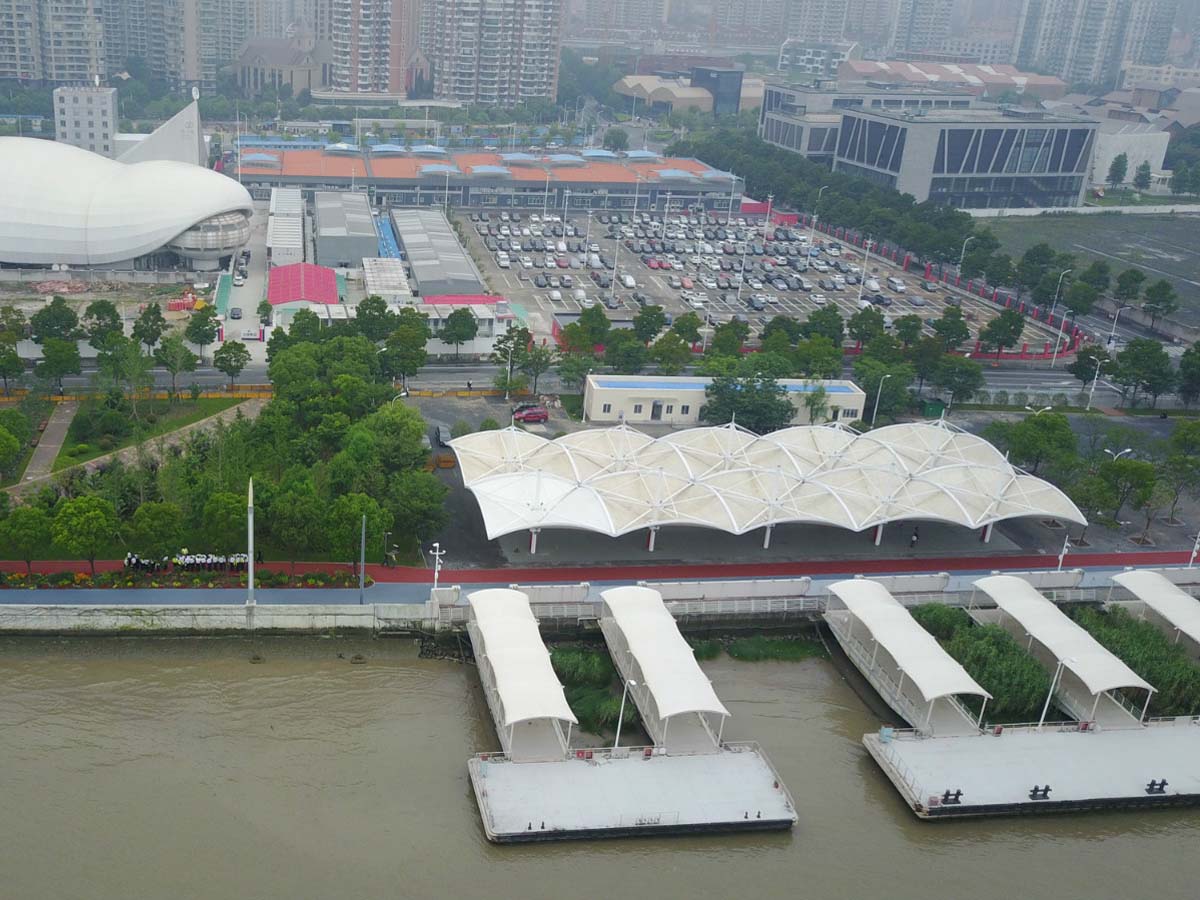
left=1012, top=391, right=1029, bottom=407
left=974, top=390, right=990, bottom=404
left=551, top=648, right=615, bottom=686
left=450, top=420, right=472, bottom=438
left=992, top=390, right=1009, bottom=406
left=688, top=638, right=722, bottom=660
left=478, top=417, right=501, bottom=431
left=1051, top=393, right=1069, bottom=407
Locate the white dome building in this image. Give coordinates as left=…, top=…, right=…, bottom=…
left=0, top=137, right=253, bottom=271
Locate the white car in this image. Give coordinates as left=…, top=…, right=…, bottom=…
left=232, top=275, right=245, bottom=286
left=520, top=256, right=533, bottom=268
left=811, top=261, right=830, bottom=273
left=748, top=278, right=763, bottom=290
left=811, top=293, right=828, bottom=306
left=826, top=246, right=841, bottom=257
left=865, top=278, right=881, bottom=292
left=701, top=277, right=718, bottom=289
left=688, top=297, right=706, bottom=309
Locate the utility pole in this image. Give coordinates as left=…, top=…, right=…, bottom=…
left=358, top=514, right=366, bottom=604
left=246, top=478, right=255, bottom=606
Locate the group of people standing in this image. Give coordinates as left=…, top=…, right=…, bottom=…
left=123, top=551, right=261, bottom=573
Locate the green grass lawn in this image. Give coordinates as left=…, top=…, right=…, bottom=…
left=1085, top=190, right=1200, bottom=207
left=984, top=213, right=1200, bottom=326
left=54, top=398, right=244, bottom=471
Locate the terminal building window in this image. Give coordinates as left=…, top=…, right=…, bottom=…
left=602, top=403, right=611, bottom=413
left=633, top=404, right=643, bottom=414
left=680, top=405, right=690, bottom=415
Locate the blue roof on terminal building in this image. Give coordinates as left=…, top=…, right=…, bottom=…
left=501, top=152, right=538, bottom=162
left=324, top=142, right=358, bottom=153
left=420, top=163, right=460, bottom=175
left=656, top=168, right=698, bottom=179
left=581, top=148, right=618, bottom=159
left=624, top=149, right=660, bottom=159
left=411, top=144, right=447, bottom=155
left=242, top=152, right=280, bottom=163
left=370, top=143, right=407, bottom=154
left=471, top=165, right=512, bottom=176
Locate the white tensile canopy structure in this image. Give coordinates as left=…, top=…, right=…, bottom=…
left=451, top=421, right=1085, bottom=550
left=973, top=575, right=1155, bottom=725
left=1111, top=570, right=1200, bottom=658
left=826, top=580, right=991, bottom=735
left=600, top=586, right=730, bottom=753
left=466, top=589, right=577, bottom=761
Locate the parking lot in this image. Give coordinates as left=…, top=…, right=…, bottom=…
left=456, top=209, right=1062, bottom=348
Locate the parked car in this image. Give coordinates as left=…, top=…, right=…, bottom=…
left=512, top=405, right=549, bottom=423
left=921, top=280, right=940, bottom=292
left=436, top=425, right=452, bottom=446
left=229, top=307, right=242, bottom=320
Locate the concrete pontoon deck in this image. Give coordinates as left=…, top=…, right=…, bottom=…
left=865, top=720, right=1200, bottom=818
left=468, top=742, right=796, bottom=841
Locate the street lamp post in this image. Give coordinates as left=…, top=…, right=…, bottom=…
left=1190, top=529, right=1200, bottom=568
left=1086, top=354, right=1105, bottom=410
left=856, top=235, right=873, bottom=306
left=542, top=171, right=551, bottom=219
left=430, top=541, right=446, bottom=591
left=613, top=679, right=637, bottom=749
left=1108, top=305, right=1127, bottom=346
left=1105, top=447, right=1134, bottom=462
left=957, top=235, right=976, bottom=275
left=1024, top=405, right=1053, bottom=416
left=1049, top=269, right=1073, bottom=369
left=870, top=373, right=893, bottom=426
left=503, top=341, right=515, bottom=401
left=809, top=185, right=828, bottom=251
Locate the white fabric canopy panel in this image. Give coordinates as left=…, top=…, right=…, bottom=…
left=1112, top=570, right=1200, bottom=647
left=600, top=586, right=730, bottom=720
left=828, top=580, right=991, bottom=703
left=973, top=575, right=1154, bottom=697
left=450, top=421, right=1086, bottom=539
left=467, top=589, right=577, bottom=727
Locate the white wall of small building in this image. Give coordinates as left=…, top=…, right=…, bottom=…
left=1089, top=129, right=1170, bottom=187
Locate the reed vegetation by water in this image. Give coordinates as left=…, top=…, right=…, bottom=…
left=910, top=604, right=1051, bottom=722
left=725, top=636, right=826, bottom=662
left=550, top=648, right=636, bottom=735
left=1070, top=605, right=1200, bottom=717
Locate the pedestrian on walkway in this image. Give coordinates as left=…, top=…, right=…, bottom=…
left=467, top=380, right=473, bottom=391
left=910, top=527, right=919, bottom=549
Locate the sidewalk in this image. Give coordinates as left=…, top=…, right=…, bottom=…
left=22, top=400, right=78, bottom=480
left=0, top=549, right=1193, bottom=585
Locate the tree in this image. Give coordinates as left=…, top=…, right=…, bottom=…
left=984, top=253, right=1015, bottom=289
left=907, top=336, right=944, bottom=395
left=0, top=339, right=23, bottom=395
left=328, top=492, right=391, bottom=574
left=1133, top=160, right=1152, bottom=191
left=1005, top=412, right=1077, bottom=475
left=801, top=306, right=845, bottom=345
left=132, top=303, right=167, bottom=352
left=578, top=305, right=611, bottom=347
left=268, top=487, right=328, bottom=574
left=932, top=306, right=970, bottom=351
left=803, top=384, right=829, bottom=424
left=1113, top=338, right=1176, bottom=407
left=1067, top=345, right=1112, bottom=388
left=97, top=335, right=154, bottom=419
left=979, top=308, right=1025, bottom=361
left=762, top=315, right=803, bottom=345
left=793, top=336, right=842, bottom=378
left=1015, top=244, right=1056, bottom=299
left=383, top=311, right=430, bottom=388
left=650, top=331, right=692, bottom=374
left=202, top=491, right=246, bottom=553
left=438, top=307, right=478, bottom=360
left=184, top=306, right=219, bottom=362
left=355, top=295, right=398, bottom=342
left=1, top=505, right=52, bottom=573
left=709, top=320, right=749, bottom=357
left=1078, top=260, right=1111, bottom=294
left=51, top=495, right=118, bottom=574
left=1160, top=453, right=1200, bottom=524
left=29, top=296, right=79, bottom=343
left=1063, top=282, right=1098, bottom=317
left=82, top=299, right=123, bottom=349
left=387, top=470, right=449, bottom=545
left=289, top=307, right=323, bottom=343
left=213, top=340, right=251, bottom=387
left=632, top=305, right=667, bottom=344
left=35, top=337, right=81, bottom=388
left=556, top=352, right=593, bottom=391
left=1099, top=457, right=1156, bottom=520
left=154, top=334, right=198, bottom=398
left=1114, top=268, right=1146, bottom=307
left=1107, top=152, right=1128, bottom=188
left=519, top=343, right=557, bottom=394
left=1170, top=163, right=1193, bottom=196
left=604, top=328, right=648, bottom=374
left=0, top=306, right=27, bottom=342
left=700, top=375, right=794, bottom=433
left=602, top=127, right=629, bottom=152
left=257, top=298, right=272, bottom=323
left=128, top=501, right=184, bottom=560
left=893, top=314, right=923, bottom=346
left=931, top=355, right=985, bottom=408
left=852, top=357, right=914, bottom=423
left=1067, top=475, right=1116, bottom=544
left=670, top=311, right=702, bottom=344
left=848, top=306, right=885, bottom=345
left=1141, top=279, right=1178, bottom=328
left=0, top=426, right=18, bottom=475
left=1177, top=344, right=1200, bottom=408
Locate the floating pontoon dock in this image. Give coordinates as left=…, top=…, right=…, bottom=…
left=466, top=587, right=797, bottom=842
left=846, top=574, right=1200, bottom=819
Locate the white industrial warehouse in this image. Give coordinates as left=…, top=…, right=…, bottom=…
left=0, top=123, right=252, bottom=270
left=450, top=421, right=1085, bottom=552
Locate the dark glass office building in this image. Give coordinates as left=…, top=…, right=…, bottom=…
left=690, top=67, right=745, bottom=117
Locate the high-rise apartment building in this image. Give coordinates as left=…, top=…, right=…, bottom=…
left=422, top=0, right=564, bottom=106
left=1123, top=0, right=1177, bottom=65
left=890, top=0, right=953, bottom=53
left=0, top=0, right=102, bottom=84
left=1014, top=0, right=1131, bottom=89
left=844, top=0, right=899, bottom=51
left=716, top=0, right=787, bottom=35
left=330, top=0, right=417, bottom=94
left=584, top=0, right=667, bottom=30
left=53, top=85, right=117, bottom=155
left=785, top=0, right=849, bottom=43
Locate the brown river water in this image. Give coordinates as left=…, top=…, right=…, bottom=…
left=1, top=637, right=1196, bottom=900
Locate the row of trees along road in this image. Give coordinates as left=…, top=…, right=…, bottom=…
left=0, top=300, right=448, bottom=573
left=984, top=414, right=1200, bottom=545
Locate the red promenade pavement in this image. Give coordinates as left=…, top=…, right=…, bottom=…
left=1, top=550, right=1194, bottom=585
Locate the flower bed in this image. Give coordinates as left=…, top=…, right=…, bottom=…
left=0, top=569, right=370, bottom=590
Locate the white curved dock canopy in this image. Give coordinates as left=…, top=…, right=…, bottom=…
left=601, top=586, right=729, bottom=720
left=828, top=580, right=990, bottom=703
left=973, top=575, right=1154, bottom=697
left=450, top=421, right=1085, bottom=540
left=467, top=589, right=577, bottom=728
left=1112, top=570, right=1200, bottom=648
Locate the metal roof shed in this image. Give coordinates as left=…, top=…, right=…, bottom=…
left=1111, top=570, right=1200, bottom=659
